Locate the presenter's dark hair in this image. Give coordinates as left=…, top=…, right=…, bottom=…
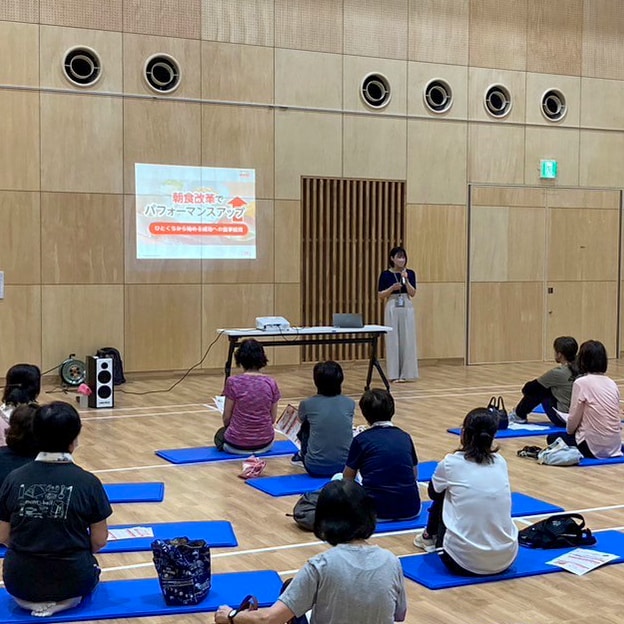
left=5, top=404, right=38, bottom=456
left=459, top=408, right=499, bottom=464
left=577, top=340, right=608, bottom=375
left=388, top=246, right=407, bottom=267
left=314, top=480, right=376, bottom=545
left=2, top=363, right=41, bottom=405
left=234, top=339, right=268, bottom=370
left=33, top=401, right=82, bottom=453
left=313, top=361, right=344, bottom=397
left=359, top=388, right=394, bottom=424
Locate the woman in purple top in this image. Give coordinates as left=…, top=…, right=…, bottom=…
left=214, top=339, right=281, bottom=454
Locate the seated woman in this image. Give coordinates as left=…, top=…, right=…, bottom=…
left=546, top=340, right=622, bottom=459
left=343, top=389, right=421, bottom=521
left=509, top=336, right=578, bottom=426
left=0, top=363, right=41, bottom=442
left=215, top=339, right=281, bottom=455
left=413, top=408, right=518, bottom=576
left=0, top=404, right=38, bottom=488
left=293, top=361, right=355, bottom=477
left=214, top=480, right=407, bottom=624
left=0, top=401, right=112, bottom=617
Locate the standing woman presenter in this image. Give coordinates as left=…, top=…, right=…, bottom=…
left=377, top=246, right=418, bottom=382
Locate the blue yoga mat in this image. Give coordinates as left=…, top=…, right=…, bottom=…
left=447, top=423, right=565, bottom=439
left=0, top=521, right=237, bottom=558
left=245, top=460, right=440, bottom=497
left=0, top=570, right=282, bottom=623
left=103, top=482, right=164, bottom=503
left=373, top=492, right=563, bottom=534
left=155, top=440, right=298, bottom=464
left=579, top=448, right=624, bottom=467
left=401, top=529, right=624, bottom=589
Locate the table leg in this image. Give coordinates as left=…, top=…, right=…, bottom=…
left=223, top=338, right=237, bottom=391
left=366, top=336, right=390, bottom=392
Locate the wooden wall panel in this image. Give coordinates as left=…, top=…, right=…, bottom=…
left=469, top=282, right=543, bottom=363
left=124, top=100, right=201, bottom=195
left=581, top=78, right=624, bottom=130
left=40, top=0, right=123, bottom=31
left=301, top=178, right=404, bottom=362
left=470, top=206, right=545, bottom=282
left=527, top=0, right=583, bottom=76
left=201, top=104, right=274, bottom=200
left=123, top=196, right=202, bottom=284
left=469, top=0, right=528, bottom=71
left=276, top=49, right=342, bottom=109
left=42, top=285, right=124, bottom=371
left=548, top=208, right=619, bottom=282
left=471, top=186, right=545, bottom=207
left=0, top=21, right=39, bottom=86
left=546, top=281, right=618, bottom=358
left=201, top=0, right=274, bottom=46
left=0, top=2, right=38, bottom=23
left=123, top=0, right=201, bottom=39
left=273, top=283, right=302, bottom=365
left=580, top=131, right=624, bottom=187
left=122, top=34, right=201, bottom=98
left=468, top=124, right=525, bottom=184
left=41, top=193, right=123, bottom=285
left=201, top=284, right=274, bottom=369
left=547, top=188, right=620, bottom=210
left=201, top=200, right=274, bottom=284
left=343, top=116, right=407, bottom=180
left=408, top=62, right=468, bottom=119
left=0, top=192, right=40, bottom=285
left=468, top=68, right=526, bottom=123
left=344, top=0, right=408, bottom=59
left=408, top=0, right=469, bottom=65
left=406, top=205, right=466, bottom=283
left=40, top=26, right=123, bottom=92
left=0, top=91, right=40, bottom=191
left=582, top=0, right=624, bottom=80
left=0, top=287, right=41, bottom=373
left=416, top=283, right=465, bottom=359
left=407, top=119, right=467, bottom=205
left=125, top=284, right=201, bottom=372
left=343, top=55, right=407, bottom=115
left=40, top=94, right=122, bottom=193
left=274, top=201, right=301, bottom=284
left=274, top=0, right=342, bottom=54
left=202, top=42, right=274, bottom=104
left=275, top=111, right=342, bottom=200
left=524, top=127, right=580, bottom=187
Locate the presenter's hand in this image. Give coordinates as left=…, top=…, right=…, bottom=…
left=392, top=282, right=402, bottom=291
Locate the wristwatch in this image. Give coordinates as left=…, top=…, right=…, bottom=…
left=227, top=609, right=239, bottom=623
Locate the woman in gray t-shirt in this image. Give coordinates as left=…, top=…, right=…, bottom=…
left=508, top=336, right=578, bottom=426
left=214, top=481, right=407, bottom=624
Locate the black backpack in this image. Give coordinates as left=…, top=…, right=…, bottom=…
left=97, top=347, right=126, bottom=385
left=518, top=513, right=596, bottom=549
left=291, top=491, right=320, bottom=531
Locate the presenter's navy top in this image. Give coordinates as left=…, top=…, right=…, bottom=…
left=378, top=269, right=416, bottom=294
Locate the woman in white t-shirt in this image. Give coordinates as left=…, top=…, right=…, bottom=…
left=413, top=408, right=518, bottom=576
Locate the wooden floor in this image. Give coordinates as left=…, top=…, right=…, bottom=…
left=7, top=358, right=624, bottom=624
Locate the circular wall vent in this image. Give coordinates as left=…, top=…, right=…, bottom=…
left=63, top=47, right=102, bottom=87
left=484, top=84, right=512, bottom=118
left=144, top=54, right=181, bottom=93
left=423, top=79, right=453, bottom=114
left=361, top=73, right=391, bottom=109
left=541, top=89, right=567, bottom=122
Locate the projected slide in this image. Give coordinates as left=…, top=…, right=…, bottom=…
left=135, top=163, right=256, bottom=260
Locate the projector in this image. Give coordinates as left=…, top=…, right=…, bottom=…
left=255, top=316, right=291, bottom=331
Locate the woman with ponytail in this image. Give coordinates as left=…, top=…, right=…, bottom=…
left=0, top=364, right=41, bottom=444
left=413, top=408, right=518, bottom=576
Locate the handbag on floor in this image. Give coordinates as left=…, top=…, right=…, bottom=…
left=151, top=537, right=211, bottom=606
left=291, top=490, right=321, bottom=531
left=536, top=437, right=583, bottom=466
left=518, top=513, right=596, bottom=549
left=487, top=396, right=508, bottom=430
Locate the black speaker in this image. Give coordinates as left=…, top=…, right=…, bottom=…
left=86, top=355, right=114, bottom=408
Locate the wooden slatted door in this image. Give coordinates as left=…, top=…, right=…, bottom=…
left=302, top=177, right=405, bottom=362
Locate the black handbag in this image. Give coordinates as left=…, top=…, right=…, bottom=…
left=487, top=395, right=508, bottom=430
left=518, top=513, right=596, bottom=549
left=151, top=537, right=212, bottom=606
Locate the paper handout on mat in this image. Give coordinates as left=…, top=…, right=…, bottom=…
left=108, top=526, right=154, bottom=541
left=547, top=548, right=618, bottom=575
left=274, top=404, right=301, bottom=448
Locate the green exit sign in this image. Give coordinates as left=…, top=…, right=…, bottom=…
left=540, top=159, right=558, bottom=179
